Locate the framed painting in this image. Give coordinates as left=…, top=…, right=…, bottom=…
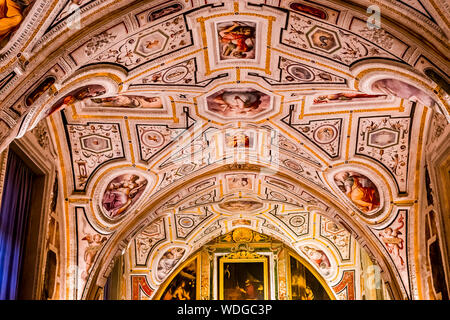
left=218, top=252, right=269, bottom=300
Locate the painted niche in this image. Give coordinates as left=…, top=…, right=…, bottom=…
left=333, top=171, right=381, bottom=213
left=101, top=173, right=148, bottom=220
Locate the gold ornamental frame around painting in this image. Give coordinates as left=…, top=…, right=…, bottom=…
left=153, top=253, right=201, bottom=300
left=218, top=251, right=269, bottom=300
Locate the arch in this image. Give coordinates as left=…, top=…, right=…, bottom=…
left=82, top=163, right=406, bottom=300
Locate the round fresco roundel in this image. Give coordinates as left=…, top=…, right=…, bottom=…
left=313, top=125, right=338, bottom=144
left=141, top=130, right=165, bottom=148
left=101, top=173, right=149, bottom=221
left=333, top=171, right=381, bottom=214
left=286, top=64, right=314, bottom=81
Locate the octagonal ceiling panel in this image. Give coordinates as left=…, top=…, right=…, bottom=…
left=203, top=87, right=274, bottom=121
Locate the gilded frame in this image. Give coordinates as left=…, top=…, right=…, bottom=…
left=218, top=252, right=269, bottom=300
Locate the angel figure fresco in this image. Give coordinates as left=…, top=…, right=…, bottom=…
left=378, top=215, right=405, bottom=266
left=300, top=246, right=332, bottom=276
left=101, top=174, right=148, bottom=219
left=162, top=259, right=196, bottom=300
left=218, top=21, right=256, bottom=59
left=156, top=247, right=186, bottom=281
left=81, top=233, right=107, bottom=281
left=334, top=171, right=380, bottom=213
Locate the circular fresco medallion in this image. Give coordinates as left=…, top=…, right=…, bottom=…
left=178, top=217, right=194, bottom=228
left=141, top=130, right=165, bottom=148
left=286, top=64, right=314, bottom=81
left=289, top=215, right=306, bottom=227
left=313, top=125, right=338, bottom=144
left=162, top=66, right=189, bottom=83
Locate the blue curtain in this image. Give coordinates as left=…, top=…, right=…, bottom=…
left=0, top=150, right=34, bottom=300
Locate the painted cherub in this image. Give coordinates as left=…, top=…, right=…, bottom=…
left=378, top=215, right=405, bottom=266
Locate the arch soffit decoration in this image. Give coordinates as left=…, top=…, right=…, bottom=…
left=79, top=164, right=407, bottom=300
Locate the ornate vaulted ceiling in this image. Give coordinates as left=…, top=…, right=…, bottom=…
left=0, top=0, right=449, bottom=300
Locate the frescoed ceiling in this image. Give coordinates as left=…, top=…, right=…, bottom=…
left=0, top=0, right=449, bottom=300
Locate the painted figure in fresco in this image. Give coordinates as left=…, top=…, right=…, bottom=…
left=238, top=277, right=263, bottom=300
left=218, top=200, right=263, bottom=213
left=0, top=0, right=28, bottom=45
left=171, top=280, right=191, bottom=300
left=313, top=92, right=385, bottom=104
left=213, top=90, right=262, bottom=117
left=334, top=171, right=380, bottom=213
left=149, top=3, right=183, bottom=22
left=156, top=247, right=185, bottom=281
left=91, top=95, right=162, bottom=109
left=162, top=259, right=196, bottom=300
left=372, top=78, right=436, bottom=106
left=300, top=245, right=331, bottom=275
left=224, top=267, right=264, bottom=300
left=289, top=3, right=327, bottom=20
left=43, top=85, right=106, bottom=120
left=102, top=174, right=148, bottom=219
left=81, top=233, right=107, bottom=281
left=378, top=215, right=405, bottom=266
left=218, top=22, right=255, bottom=59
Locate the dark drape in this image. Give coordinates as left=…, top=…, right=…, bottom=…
left=0, top=150, right=34, bottom=300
